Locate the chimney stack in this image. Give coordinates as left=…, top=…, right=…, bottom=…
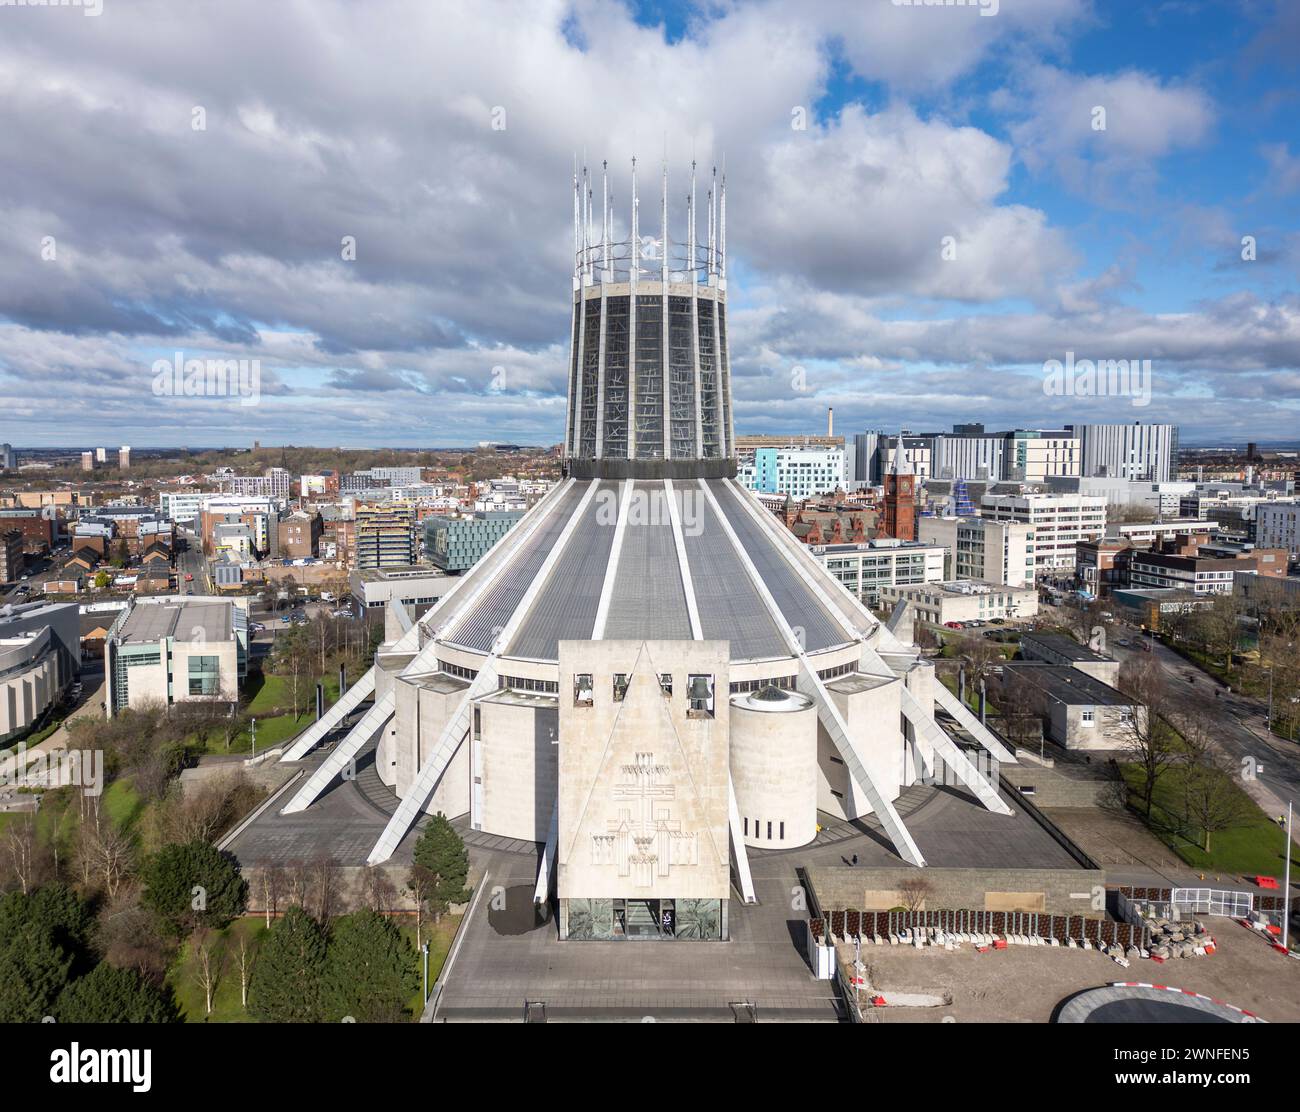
left=827, top=407, right=833, bottom=437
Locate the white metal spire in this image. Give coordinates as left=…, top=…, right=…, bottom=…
left=601, top=160, right=609, bottom=275
left=660, top=161, right=669, bottom=281
left=572, top=158, right=580, bottom=281
left=581, top=164, right=591, bottom=278
left=709, top=165, right=717, bottom=276
left=688, top=159, right=696, bottom=280
left=719, top=170, right=727, bottom=282
left=630, top=156, right=639, bottom=284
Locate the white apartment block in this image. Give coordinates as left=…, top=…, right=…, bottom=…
left=365, top=466, right=424, bottom=485
left=980, top=492, right=1106, bottom=571
left=736, top=447, right=847, bottom=500
left=223, top=467, right=292, bottom=498
left=1070, top=422, right=1177, bottom=483
left=158, top=490, right=217, bottom=523
left=1256, top=502, right=1300, bottom=556
left=918, top=516, right=1036, bottom=587
left=809, top=539, right=945, bottom=607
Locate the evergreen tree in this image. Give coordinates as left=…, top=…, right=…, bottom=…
left=0, top=884, right=95, bottom=975
left=0, top=925, right=73, bottom=1022
left=322, top=908, right=418, bottom=1023
left=140, top=841, right=248, bottom=937
left=411, top=814, right=470, bottom=919
left=57, top=963, right=182, bottom=1023
left=248, top=906, right=326, bottom=1023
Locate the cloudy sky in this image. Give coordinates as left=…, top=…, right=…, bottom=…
left=1, top=0, right=1298, bottom=448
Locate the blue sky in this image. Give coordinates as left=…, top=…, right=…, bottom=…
left=0, top=0, right=1296, bottom=448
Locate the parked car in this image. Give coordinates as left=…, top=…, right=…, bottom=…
left=184, top=573, right=194, bottom=582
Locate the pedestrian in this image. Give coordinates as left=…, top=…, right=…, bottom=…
left=852, top=853, right=858, bottom=866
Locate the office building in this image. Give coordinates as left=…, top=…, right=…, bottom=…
left=918, top=516, right=1036, bottom=587
left=425, top=510, right=524, bottom=573
left=879, top=579, right=1039, bottom=626
left=355, top=503, right=418, bottom=568
left=105, top=597, right=248, bottom=716
left=980, top=492, right=1106, bottom=571
left=810, top=538, right=945, bottom=607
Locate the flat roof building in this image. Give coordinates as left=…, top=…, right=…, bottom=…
left=105, top=597, right=247, bottom=716
left=1001, top=662, right=1143, bottom=751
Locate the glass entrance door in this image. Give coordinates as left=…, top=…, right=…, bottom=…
left=624, top=899, right=661, bottom=939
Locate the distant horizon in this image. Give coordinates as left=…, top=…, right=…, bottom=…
left=4, top=433, right=1299, bottom=456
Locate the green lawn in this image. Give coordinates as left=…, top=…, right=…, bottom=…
left=102, top=777, right=144, bottom=831
left=169, top=913, right=461, bottom=1022
left=1120, top=762, right=1300, bottom=877
left=197, top=669, right=350, bottom=755
left=0, top=778, right=144, bottom=858
left=170, top=918, right=270, bottom=1023
left=938, top=673, right=983, bottom=715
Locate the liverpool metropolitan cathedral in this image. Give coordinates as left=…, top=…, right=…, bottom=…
left=275, top=161, right=1013, bottom=941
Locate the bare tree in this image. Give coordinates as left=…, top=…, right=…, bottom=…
left=407, top=866, right=431, bottom=949
left=259, top=865, right=285, bottom=927
left=193, top=928, right=222, bottom=1017
left=287, top=861, right=311, bottom=907
left=1193, top=593, right=1248, bottom=673
left=237, top=932, right=253, bottom=1010
left=0, top=815, right=48, bottom=894
left=955, top=634, right=1001, bottom=688
left=310, top=855, right=341, bottom=922
left=994, top=670, right=1047, bottom=754
left=1180, top=751, right=1252, bottom=853
left=1117, top=654, right=1181, bottom=819
left=156, top=773, right=261, bottom=846
left=95, top=886, right=173, bottom=981
left=897, top=875, right=932, bottom=913
left=75, top=797, right=135, bottom=899
left=362, top=866, right=398, bottom=912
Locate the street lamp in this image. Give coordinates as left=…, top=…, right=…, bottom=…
left=421, top=942, right=430, bottom=1004
left=1283, top=802, right=1293, bottom=955
left=250, top=717, right=257, bottom=757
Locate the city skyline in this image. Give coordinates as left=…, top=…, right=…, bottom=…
left=2, top=2, right=1298, bottom=446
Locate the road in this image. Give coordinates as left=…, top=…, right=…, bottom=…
left=1, top=548, right=65, bottom=604
left=175, top=528, right=211, bottom=594
left=1109, top=633, right=1300, bottom=816
left=1035, top=598, right=1300, bottom=817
